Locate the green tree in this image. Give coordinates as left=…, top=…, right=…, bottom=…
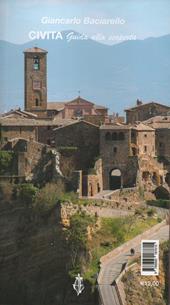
left=67, top=213, right=94, bottom=270
left=0, top=150, right=13, bottom=175
left=33, top=181, right=65, bottom=213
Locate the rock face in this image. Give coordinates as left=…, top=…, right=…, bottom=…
left=0, top=202, right=98, bottom=305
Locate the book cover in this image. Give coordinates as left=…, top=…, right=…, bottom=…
left=0, top=1, right=169, bottom=305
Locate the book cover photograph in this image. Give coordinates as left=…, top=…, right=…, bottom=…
left=0, top=1, right=170, bottom=305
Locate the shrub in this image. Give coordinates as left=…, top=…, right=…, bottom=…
left=0, top=182, right=13, bottom=202
left=147, top=208, right=156, bottom=217
left=101, top=218, right=126, bottom=245
left=18, top=183, right=38, bottom=205
left=59, top=191, right=78, bottom=204
left=135, top=207, right=146, bottom=217
left=33, top=181, right=65, bottom=213
left=0, top=150, right=13, bottom=175
left=88, top=168, right=97, bottom=175
left=67, top=213, right=95, bottom=269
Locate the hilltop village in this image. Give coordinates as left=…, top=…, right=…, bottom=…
left=0, top=47, right=170, bottom=198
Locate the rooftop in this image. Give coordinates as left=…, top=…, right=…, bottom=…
left=0, top=116, right=75, bottom=127
left=100, top=123, right=130, bottom=130
left=47, top=102, right=66, bottom=111
left=47, top=97, right=108, bottom=110
left=132, top=122, right=154, bottom=131
left=144, top=115, right=170, bottom=129
left=24, top=47, right=48, bottom=53
left=53, top=119, right=98, bottom=131
left=125, top=101, right=170, bottom=112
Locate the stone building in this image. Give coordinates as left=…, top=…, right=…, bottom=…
left=144, top=115, right=170, bottom=161
left=125, top=100, right=170, bottom=124
left=100, top=122, right=165, bottom=190
left=82, top=158, right=103, bottom=197
left=144, top=115, right=170, bottom=186
left=24, top=47, right=48, bottom=118
left=131, top=123, right=155, bottom=157
left=100, top=124, right=134, bottom=190
left=54, top=120, right=99, bottom=174
left=0, top=110, right=74, bottom=146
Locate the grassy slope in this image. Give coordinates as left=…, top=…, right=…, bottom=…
left=84, top=213, right=159, bottom=283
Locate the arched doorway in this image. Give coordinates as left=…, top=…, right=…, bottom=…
left=165, top=173, right=170, bottom=187
left=109, top=169, right=122, bottom=190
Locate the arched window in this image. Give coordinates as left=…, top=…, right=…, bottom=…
left=33, top=56, right=40, bottom=70
left=112, top=132, right=117, bottom=141
left=119, top=132, right=125, bottom=140
left=105, top=132, right=111, bottom=141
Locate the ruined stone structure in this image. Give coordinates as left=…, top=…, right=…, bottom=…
left=125, top=100, right=170, bottom=124
left=54, top=120, right=99, bottom=174
left=100, top=122, right=166, bottom=191
left=144, top=115, right=170, bottom=187
left=82, top=159, right=103, bottom=197
left=0, top=109, right=74, bottom=146
left=2, top=138, right=61, bottom=183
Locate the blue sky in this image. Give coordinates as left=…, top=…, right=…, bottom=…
left=0, top=0, right=170, bottom=45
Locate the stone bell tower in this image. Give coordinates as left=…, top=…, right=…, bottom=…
left=24, top=47, right=48, bottom=117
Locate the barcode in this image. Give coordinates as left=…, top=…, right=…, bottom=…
left=141, top=240, right=159, bottom=276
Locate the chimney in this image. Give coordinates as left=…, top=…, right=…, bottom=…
left=136, top=99, right=143, bottom=106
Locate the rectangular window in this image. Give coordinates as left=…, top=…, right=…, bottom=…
left=144, top=145, right=147, bottom=152
left=35, top=98, right=40, bottom=106
left=33, top=80, right=41, bottom=90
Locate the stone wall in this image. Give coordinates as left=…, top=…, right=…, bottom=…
left=37, top=125, right=56, bottom=145
left=55, top=121, right=99, bottom=172
left=82, top=175, right=100, bottom=197
left=2, top=138, right=61, bottom=183
left=156, top=128, right=170, bottom=160
left=1, top=125, right=38, bottom=142
left=100, top=127, right=134, bottom=189
left=24, top=50, right=47, bottom=116
left=83, top=115, right=106, bottom=126
left=137, top=130, right=155, bottom=157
